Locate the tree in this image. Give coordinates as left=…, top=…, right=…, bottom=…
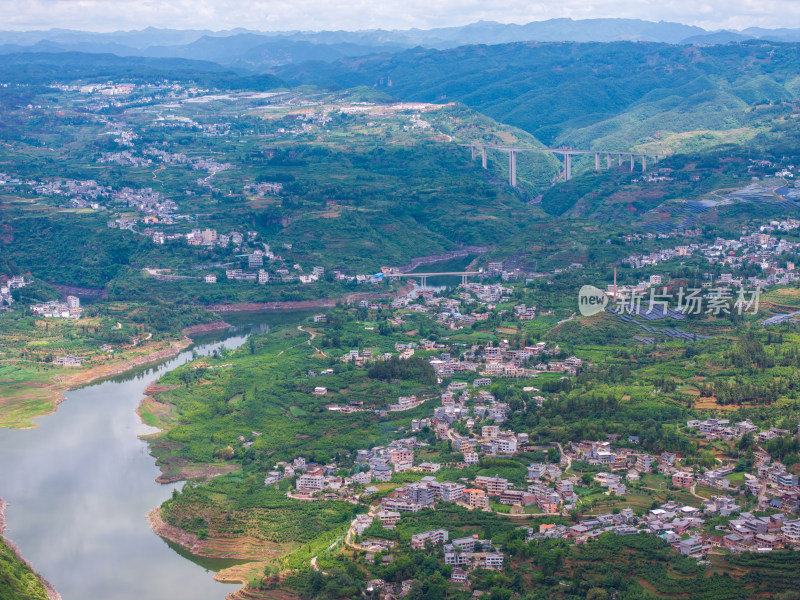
left=490, top=588, right=512, bottom=600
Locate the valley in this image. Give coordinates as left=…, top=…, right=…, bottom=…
left=3, top=23, right=800, bottom=600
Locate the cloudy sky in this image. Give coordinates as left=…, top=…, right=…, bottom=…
left=2, top=0, right=798, bottom=32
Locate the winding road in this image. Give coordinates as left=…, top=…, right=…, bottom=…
left=298, top=325, right=328, bottom=357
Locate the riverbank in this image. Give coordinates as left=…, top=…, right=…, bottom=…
left=147, top=508, right=291, bottom=600
left=148, top=508, right=283, bottom=562
left=0, top=498, right=62, bottom=600
left=182, top=320, right=230, bottom=336
left=0, top=317, right=263, bottom=600
left=0, top=319, right=233, bottom=430
left=1, top=286, right=419, bottom=428
left=0, top=336, right=194, bottom=429
left=147, top=508, right=204, bottom=555
left=205, top=282, right=415, bottom=313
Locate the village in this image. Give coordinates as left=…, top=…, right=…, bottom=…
left=233, top=274, right=800, bottom=591
left=621, top=217, right=800, bottom=292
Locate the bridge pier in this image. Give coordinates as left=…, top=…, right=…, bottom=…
left=461, top=144, right=669, bottom=182
left=419, top=276, right=427, bottom=289
left=461, top=274, right=468, bottom=285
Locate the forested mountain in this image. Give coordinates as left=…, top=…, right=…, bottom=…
left=0, top=52, right=283, bottom=88
left=275, top=41, right=800, bottom=147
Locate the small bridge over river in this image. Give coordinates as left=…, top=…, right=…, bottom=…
left=387, top=271, right=482, bottom=288
left=464, top=144, right=662, bottom=187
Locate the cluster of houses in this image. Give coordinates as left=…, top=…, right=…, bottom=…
left=361, top=466, right=799, bottom=569
left=220, top=261, right=351, bottom=286
left=7, top=174, right=177, bottom=219
left=103, top=186, right=179, bottom=223
left=101, top=140, right=233, bottom=172
left=426, top=340, right=577, bottom=381
left=30, top=295, right=82, bottom=319
left=372, top=467, right=576, bottom=520
left=244, top=181, right=283, bottom=196
left=388, top=287, right=533, bottom=329
left=622, top=229, right=703, bottom=245
left=359, top=528, right=503, bottom=588
left=187, top=228, right=257, bottom=249
left=143, top=147, right=232, bottom=174
left=98, top=151, right=152, bottom=168
left=32, top=179, right=110, bottom=209
left=265, top=279, right=800, bottom=584
left=622, top=220, right=800, bottom=290
left=281, top=438, right=432, bottom=500
left=443, top=535, right=504, bottom=578
left=560, top=431, right=800, bottom=513
left=523, top=496, right=800, bottom=558
left=686, top=418, right=791, bottom=443
left=0, top=275, right=26, bottom=310
left=54, top=355, right=87, bottom=367
left=78, top=83, right=136, bottom=95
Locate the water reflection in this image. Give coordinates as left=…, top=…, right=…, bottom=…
left=0, top=311, right=310, bottom=600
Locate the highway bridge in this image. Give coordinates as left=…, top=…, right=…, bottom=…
left=463, top=143, right=662, bottom=187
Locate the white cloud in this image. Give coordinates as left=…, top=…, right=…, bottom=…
left=0, top=0, right=797, bottom=32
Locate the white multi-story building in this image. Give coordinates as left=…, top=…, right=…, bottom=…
left=296, top=474, right=324, bottom=491
left=440, top=482, right=466, bottom=502
left=464, top=452, right=479, bottom=465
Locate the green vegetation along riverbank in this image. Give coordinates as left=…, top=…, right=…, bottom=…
left=0, top=499, right=58, bottom=600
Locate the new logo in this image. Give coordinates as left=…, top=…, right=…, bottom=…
left=578, top=285, right=608, bottom=316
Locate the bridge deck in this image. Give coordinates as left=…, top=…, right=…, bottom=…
left=462, top=143, right=658, bottom=157
left=389, top=272, right=481, bottom=276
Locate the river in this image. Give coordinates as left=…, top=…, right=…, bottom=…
left=0, top=312, right=308, bottom=600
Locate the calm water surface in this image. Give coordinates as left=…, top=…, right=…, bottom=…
left=0, top=313, right=307, bottom=600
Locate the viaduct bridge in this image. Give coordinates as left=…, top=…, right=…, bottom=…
left=465, top=144, right=662, bottom=187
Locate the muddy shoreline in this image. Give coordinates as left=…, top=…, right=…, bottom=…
left=0, top=498, right=62, bottom=600
left=147, top=508, right=205, bottom=555
left=182, top=320, right=230, bottom=336
left=19, top=337, right=195, bottom=428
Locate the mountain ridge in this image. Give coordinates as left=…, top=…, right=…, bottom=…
left=2, top=19, right=800, bottom=70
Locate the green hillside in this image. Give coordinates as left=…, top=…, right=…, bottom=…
left=276, top=41, right=800, bottom=152
left=0, top=538, right=49, bottom=600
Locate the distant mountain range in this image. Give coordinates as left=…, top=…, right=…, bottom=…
left=3, top=19, right=800, bottom=71
left=0, top=52, right=282, bottom=89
